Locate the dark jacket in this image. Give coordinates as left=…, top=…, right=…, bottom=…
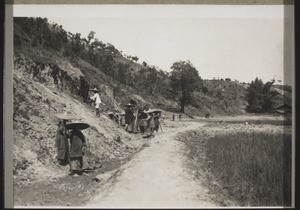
left=125, top=107, right=134, bottom=124
left=67, top=129, right=86, bottom=158
left=138, top=111, right=148, bottom=127
left=148, top=114, right=155, bottom=128
left=55, top=124, right=69, bottom=160
left=154, top=115, right=160, bottom=127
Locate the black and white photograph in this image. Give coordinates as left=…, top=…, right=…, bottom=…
left=9, top=2, right=294, bottom=208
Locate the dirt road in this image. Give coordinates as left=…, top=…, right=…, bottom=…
left=86, top=121, right=217, bottom=208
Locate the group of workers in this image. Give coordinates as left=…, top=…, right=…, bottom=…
left=89, top=87, right=163, bottom=138
left=125, top=103, right=162, bottom=137
left=108, top=103, right=163, bottom=138
left=55, top=88, right=164, bottom=176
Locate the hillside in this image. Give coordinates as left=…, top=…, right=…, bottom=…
left=13, top=53, right=151, bottom=182
left=12, top=17, right=291, bottom=187
left=14, top=17, right=257, bottom=115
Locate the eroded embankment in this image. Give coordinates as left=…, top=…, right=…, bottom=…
left=176, top=122, right=292, bottom=207
left=12, top=54, right=151, bottom=206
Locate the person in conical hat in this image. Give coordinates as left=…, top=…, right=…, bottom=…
left=90, top=88, right=104, bottom=117
left=140, top=105, right=155, bottom=138
left=55, top=119, right=70, bottom=166
left=137, top=109, right=147, bottom=135
left=65, top=125, right=87, bottom=176
left=153, top=111, right=162, bottom=133
left=124, top=102, right=135, bottom=132
left=147, top=112, right=155, bottom=136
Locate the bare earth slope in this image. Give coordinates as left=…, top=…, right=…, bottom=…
left=86, top=121, right=217, bottom=208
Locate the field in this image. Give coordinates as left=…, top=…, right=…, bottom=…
left=178, top=119, right=292, bottom=206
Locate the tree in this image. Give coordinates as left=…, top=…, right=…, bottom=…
left=106, top=43, right=119, bottom=55
left=116, top=63, right=129, bottom=83
left=246, top=78, right=264, bottom=112
left=102, top=54, right=115, bottom=76
left=142, top=61, right=147, bottom=67
left=246, top=77, right=277, bottom=113
left=145, top=66, right=158, bottom=94
left=262, top=79, right=277, bottom=112
left=169, top=61, right=203, bottom=113
left=87, top=31, right=95, bottom=45
left=79, top=76, right=90, bottom=103
left=71, top=33, right=84, bottom=55
left=132, top=56, right=139, bottom=62
left=90, top=38, right=106, bottom=50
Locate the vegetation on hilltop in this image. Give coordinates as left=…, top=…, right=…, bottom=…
left=14, top=17, right=291, bottom=115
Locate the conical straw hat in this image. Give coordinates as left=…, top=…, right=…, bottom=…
left=65, top=122, right=90, bottom=130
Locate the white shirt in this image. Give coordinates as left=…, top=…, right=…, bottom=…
left=90, top=93, right=102, bottom=104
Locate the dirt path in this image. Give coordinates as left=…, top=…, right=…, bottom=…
left=86, top=121, right=217, bottom=208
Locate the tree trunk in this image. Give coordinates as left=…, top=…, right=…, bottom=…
left=180, top=99, right=185, bottom=113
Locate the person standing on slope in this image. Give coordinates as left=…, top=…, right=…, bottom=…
left=90, top=88, right=104, bottom=117
left=143, top=106, right=155, bottom=138
left=153, top=112, right=161, bottom=133
left=124, top=103, right=134, bottom=132
left=55, top=119, right=70, bottom=166
left=54, top=112, right=77, bottom=167
left=147, top=112, right=155, bottom=136
left=66, top=126, right=88, bottom=176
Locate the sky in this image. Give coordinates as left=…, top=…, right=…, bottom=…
left=13, top=5, right=294, bottom=85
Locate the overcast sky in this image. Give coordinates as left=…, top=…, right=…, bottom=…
left=13, top=5, right=294, bottom=85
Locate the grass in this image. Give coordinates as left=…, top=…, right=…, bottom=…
left=225, top=120, right=291, bottom=126
left=206, top=131, right=292, bottom=206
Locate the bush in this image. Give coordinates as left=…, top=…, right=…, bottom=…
left=246, top=78, right=276, bottom=113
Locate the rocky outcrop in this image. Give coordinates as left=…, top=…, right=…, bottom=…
left=14, top=54, right=91, bottom=103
